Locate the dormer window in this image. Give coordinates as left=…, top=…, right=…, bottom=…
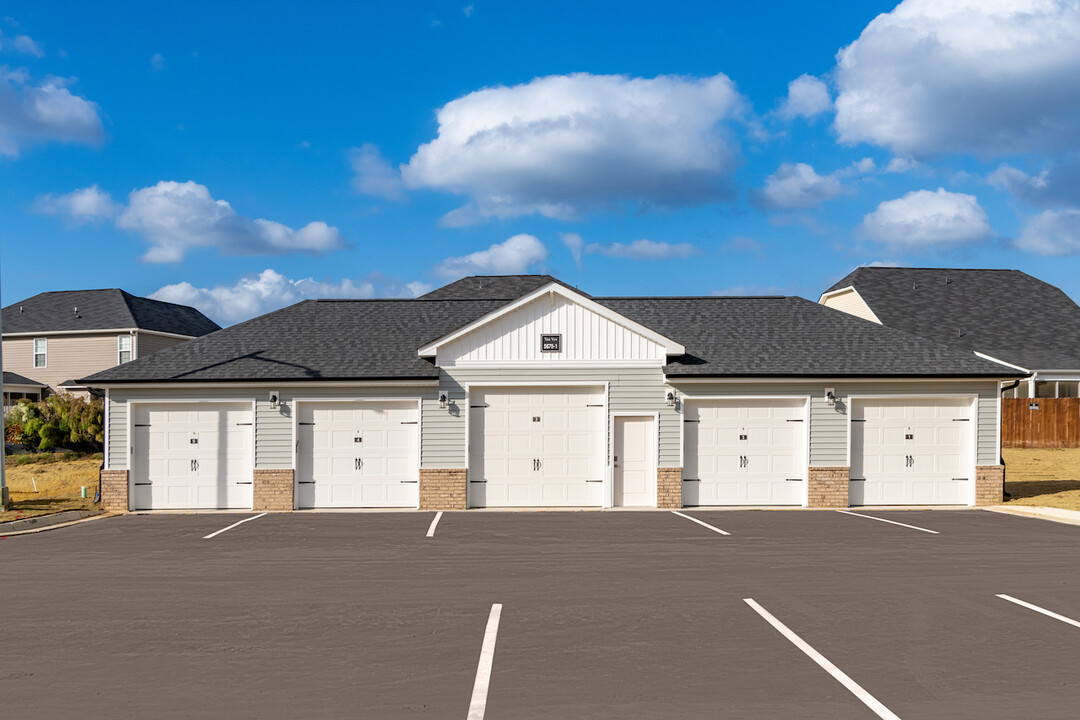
left=118, top=335, right=133, bottom=364
left=33, top=338, right=47, bottom=368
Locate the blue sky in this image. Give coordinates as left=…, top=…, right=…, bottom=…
left=4, top=1, right=1080, bottom=325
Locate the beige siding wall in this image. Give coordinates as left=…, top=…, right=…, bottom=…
left=427, top=366, right=679, bottom=468
left=137, top=333, right=191, bottom=357
left=669, top=380, right=1000, bottom=467
left=4, top=333, right=125, bottom=391
left=821, top=288, right=881, bottom=324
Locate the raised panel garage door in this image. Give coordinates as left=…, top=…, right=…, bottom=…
left=296, top=401, right=419, bottom=508
left=850, top=398, right=973, bottom=505
left=469, top=387, right=604, bottom=507
left=131, top=403, right=253, bottom=510
left=683, top=399, right=807, bottom=506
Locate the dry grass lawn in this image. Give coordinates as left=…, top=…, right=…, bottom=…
left=1, top=454, right=102, bottom=523
left=1003, top=448, right=1080, bottom=511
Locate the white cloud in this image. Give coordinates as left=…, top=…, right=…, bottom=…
left=399, top=72, right=746, bottom=225
left=463, top=5, right=475, bottom=17
left=40, top=180, right=346, bottom=262
left=859, top=188, right=993, bottom=248
left=0, top=68, right=103, bottom=156
left=751, top=162, right=846, bottom=210
left=864, top=260, right=909, bottom=268
left=150, top=53, right=165, bottom=70
left=710, top=284, right=786, bottom=297
left=5, top=33, right=44, bottom=57
left=1016, top=209, right=1080, bottom=255
left=118, top=181, right=346, bottom=262
left=350, top=143, right=405, bottom=200
left=435, top=234, right=548, bottom=278
left=884, top=157, right=919, bottom=174
left=561, top=232, right=584, bottom=269
left=778, top=74, right=831, bottom=120
left=584, top=238, right=700, bottom=261
left=834, top=0, right=1080, bottom=157
left=150, top=269, right=429, bottom=326
left=33, top=184, right=118, bottom=223
left=989, top=159, right=1080, bottom=209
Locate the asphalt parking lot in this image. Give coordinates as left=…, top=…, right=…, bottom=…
left=2, top=509, right=1080, bottom=719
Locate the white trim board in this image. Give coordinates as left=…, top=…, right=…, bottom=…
left=417, top=282, right=685, bottom=357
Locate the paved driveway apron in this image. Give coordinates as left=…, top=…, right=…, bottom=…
left=1, top=510, right=1079, bottom=719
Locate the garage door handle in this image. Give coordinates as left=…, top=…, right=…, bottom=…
left=190, top=459, right=199, bottom=472
left=134, top=482, right=152, bottom=486
left=400, top=480, right=418, bottom=484
left=235, top=481, right=252, bottom=485
left=299, top=481, right=316, bottom=484
left=355, top=458, right=364, bottom=470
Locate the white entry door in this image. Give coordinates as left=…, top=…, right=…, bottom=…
left=614, top=416, right=656, bottom=507
left=683, top=399, right=807, bottom=506
left=850, top=398, right=973, bottom=505
left=131, top=403, right=253, bottom=510
left=296, top=401, right=419, bottom=508
left=469, top=386, right=604, bottom=507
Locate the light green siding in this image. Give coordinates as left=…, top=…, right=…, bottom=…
left=106, top=386, right=432, bottom=470
left=668, top=380, right=1001, bottom=467
left=104, top=378, right=1002, bottom=474
left=429, top=366, right=679, bottom=468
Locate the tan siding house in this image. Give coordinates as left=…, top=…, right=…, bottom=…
left=2, top=289, right=220, bottom=395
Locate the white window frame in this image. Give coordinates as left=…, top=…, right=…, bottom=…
left=118, top=334, right=133, bottom=365
left=33, top=337, right=47, bottom=368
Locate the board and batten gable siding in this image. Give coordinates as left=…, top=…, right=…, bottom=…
left=427, top=366, right=679, bottom=468
left=669, top=380, right=1001, bottom=467
left=136, top=332, right=192, bottom=357
left=4, top=333, right=131, bottom=392
left=106, top=386, right=432, bottom=471
left=820, top=288, right=881, bottom=324
left=438, top=293, right=667, bottom=365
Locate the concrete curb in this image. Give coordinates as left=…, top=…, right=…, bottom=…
left=984, top=505, right=1080, bottom=527
left=0, top=511, right=118, bottom=537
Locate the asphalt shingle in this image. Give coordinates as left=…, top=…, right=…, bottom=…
left=2, top=289, right=220, bottom=337
left=825, top=267, right=1080, bottom=371
left=81, top=279, right=1015, bottom=384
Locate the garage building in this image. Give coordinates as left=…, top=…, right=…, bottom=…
left=83, top=275, right=1021, bottom=512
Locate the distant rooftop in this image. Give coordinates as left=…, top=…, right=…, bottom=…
left=3, top=289, right=221, bottom=337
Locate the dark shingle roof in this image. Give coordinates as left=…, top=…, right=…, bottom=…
left=2, top=289, right=220, bottom=336
left=3, top=371, right=44, bottom=387
left=81, top=277, right=1016, bottom=384
left=824, top=267, right=1080, bottom=370
left=420, top=275, right=586, bottom=301
left=81, top=299, right=505, bottom=384
left=600, top=296, right=1013, bottom=377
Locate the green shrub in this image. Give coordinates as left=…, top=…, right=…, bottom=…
left=3, top=395, right=104, bottom=452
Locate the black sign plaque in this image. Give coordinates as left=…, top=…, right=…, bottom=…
left=541, top=334, right=561, bottom=353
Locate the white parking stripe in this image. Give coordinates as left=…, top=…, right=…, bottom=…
left=202, top=513, right=267, bottom=539
left=836, top=510, right=939, bottom=535
left=744, top=598, right=902, bottom=720
left=427, top=511, right=443, bottom=538
left=672, top=511, right=731, bottom=536
left=467, top=603, right=503, bottom=720
left=997, top=594, right=1080, bottom=629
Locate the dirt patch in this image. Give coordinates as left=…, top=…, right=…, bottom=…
left=1004, top=448, right=1080, bottom=511
left=2, top=455, right=102, bottom=522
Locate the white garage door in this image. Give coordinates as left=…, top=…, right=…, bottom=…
left=850, top=398, right=973, bottom=505
left=683, top=399, right=807, bottom=506
left=469, top=387, right=604, bottom=507
left=296, top=401, right=419, bottom=508
left=131, top=403, right=253, bottom=510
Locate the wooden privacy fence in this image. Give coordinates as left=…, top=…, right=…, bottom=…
left=1003, top=398, right=1080, bottom=448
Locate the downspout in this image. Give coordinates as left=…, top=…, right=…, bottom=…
left=1000, top=379, right=1021, bottom=500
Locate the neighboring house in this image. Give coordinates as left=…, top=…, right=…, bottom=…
left=2, top=371, right=45, bottom=413
left=83, top=274, right=1019, bottom=514
left=818, top=267, right=1080, bottom=399
left=2, top=289, right=221, bottom=397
